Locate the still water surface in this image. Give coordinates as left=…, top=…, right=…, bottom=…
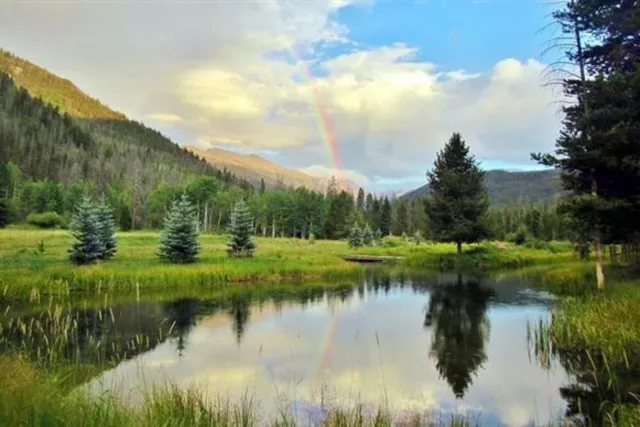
left=6, top=271, right=573, bottom=425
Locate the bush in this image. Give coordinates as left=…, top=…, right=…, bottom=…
left=348, top=222, right=363, bottom=248
left=381, top=237, right=401, bottom=248
left=508, top=225, right=528, bottom=246
left=26, top=211, right=65, bottom=229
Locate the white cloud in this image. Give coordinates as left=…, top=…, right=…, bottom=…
left=0, top=0, right=563, bottom=189
left=147, top=113, right=183, bottom=123
left=298, top=165, right=370, bottom=187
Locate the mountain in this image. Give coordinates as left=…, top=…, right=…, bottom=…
left=402, top=169, right=563, bottom=206
left=0, top=49, right=125, bottom=120
left=187, top=145, right=358, bottom=193
left=0, top=49, right=251, bottom=228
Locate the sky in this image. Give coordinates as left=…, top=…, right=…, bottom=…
left=0, top=0, right=565, bottom=192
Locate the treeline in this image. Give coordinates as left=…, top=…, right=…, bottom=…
left=0, top=156, right=570, bottom=244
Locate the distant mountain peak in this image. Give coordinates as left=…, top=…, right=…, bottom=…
left=187, top=146, right=358, bottom=193
left=0, top=49, right=125, bottom=120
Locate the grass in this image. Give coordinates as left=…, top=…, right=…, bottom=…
left=528, top=263, right=640, bottom=426
left=0, top=229, right=574, bottom=299
left=0, top=354, right=481, bottom=427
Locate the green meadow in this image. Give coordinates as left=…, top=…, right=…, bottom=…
left=0, top=228, right=574, bottom=300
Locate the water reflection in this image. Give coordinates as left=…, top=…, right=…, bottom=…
left=532, top=336, right=640, bottom=425
left=424, top=274, right=494, bottom=398
left=1, top=270, right=571, bottom=425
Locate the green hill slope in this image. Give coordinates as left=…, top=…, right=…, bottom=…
left=0, top=49, right=249, bottom=228
left=402, top=169, right=563, bottom=207
left=0, top=49, right=125, bottom=120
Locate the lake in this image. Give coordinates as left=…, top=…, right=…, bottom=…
left=1, top=270, right=573, bottom=426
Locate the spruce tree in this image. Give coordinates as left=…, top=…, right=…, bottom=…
left=380, top=197, right=391, bottom=236
left=426, top=133, right=489, bottom=254
left=348, top=222, right=363, bottom=248
left=96, top=197, right=117, bottom=259
left=362, top=223, right=374, bottom=246
left=69, top=195, right=104, bottom=265
left=158, top=194, right=200, bottom=264
left=227, top=199, right=256, bottom=257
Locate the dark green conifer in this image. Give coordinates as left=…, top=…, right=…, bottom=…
left=426, top=133, right=489, bottom=254
left=227, top=199, right=256, bottom=258
left=96, top=196, right=117, bottom=259
left=158, top=195, right=200, bottom=264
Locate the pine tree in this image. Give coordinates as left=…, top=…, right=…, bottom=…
left=362, top=223, right=374, bottom=246
left=380, top=197, right=391, bottom=236
left=95, top=196, right=117, bottom=259
left=227, top=199, right=256, bottom=257
left=69, top=195, right=104, bottom=265
left=348, top=222, right=363, bottom=248
left=426, top=133, right=489, bottom=254
left=158, top=194, right=200, bottom=264
left=356, top=188, right=365, bottom=213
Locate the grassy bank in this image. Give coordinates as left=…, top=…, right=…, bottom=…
left=530, top=264, right=640, bottom=426
left=0, top=354, right=476, bottom=427
left=0, top=229, right=574, bottom=299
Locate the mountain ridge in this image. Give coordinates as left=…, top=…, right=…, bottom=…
left=402, top=169, right=563, bottom=206
left=186, top=145, right=358, bottom=193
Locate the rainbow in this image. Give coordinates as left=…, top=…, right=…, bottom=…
left=284, top=42, right=343, bottom=183
left=309, top=307, right=343, bottom=386
left=273, top=17, right=345, bottom=383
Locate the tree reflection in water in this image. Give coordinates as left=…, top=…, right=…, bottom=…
left=424, top=273, right=495, bottom=398
left=531, top=338, right=640, bottom=425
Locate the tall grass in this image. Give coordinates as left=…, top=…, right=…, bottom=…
left=0, top=353, right=481, bottom=427
left=527, top=264, right=640, bottom=426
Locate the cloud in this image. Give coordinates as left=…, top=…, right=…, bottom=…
left=147, top=113, right=184, bottom=123
left=0, top=0, right=563, bottom=190
left=298, top=165, right=370, bottom=187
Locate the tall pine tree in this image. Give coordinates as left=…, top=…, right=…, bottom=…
left=158, top=194, right=200, bottom=264
left=227, top=199, right=256, bottom=257
left=380, top=197, right=391, bottom=236
left=426, top=133, right=489, bottom=254
left=533, top=0, right=640, bottom=289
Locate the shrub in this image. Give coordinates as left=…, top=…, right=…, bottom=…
left=26, top=211, right=65, bottom=229
left=508, top=225, right=528, bottom=246
left=381, top=237, right=401, bottom=248
left=362, top=224, right=374, bottom=246
left=0, top=198, right=8, bottom=228
left=348, top=222, right=363, bottom=248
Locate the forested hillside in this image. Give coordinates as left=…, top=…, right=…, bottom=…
left=0, top=49, right=124, bottom=120
left=0, top=50, right=253, bottom=229
left=403, top=169, right=562, bottom=206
